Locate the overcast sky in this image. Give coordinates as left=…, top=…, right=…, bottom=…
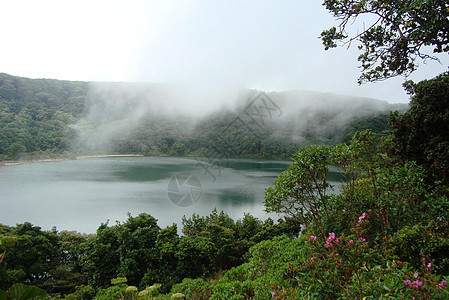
left=1, top=0, right=447, bottom=103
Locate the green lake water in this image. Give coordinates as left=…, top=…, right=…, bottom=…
left=0, top=157, right=343, bottom=233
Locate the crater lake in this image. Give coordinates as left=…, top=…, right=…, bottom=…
left=0, top=157, right=343, bottom=233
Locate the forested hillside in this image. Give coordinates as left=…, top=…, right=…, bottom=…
left=0, top=73, right=406, bottom=160
left=0, top=73, right=87, bottom=159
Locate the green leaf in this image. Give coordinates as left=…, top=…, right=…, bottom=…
left=6, top=283, right=48, bottom=300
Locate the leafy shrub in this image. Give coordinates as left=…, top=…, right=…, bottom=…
left=0, top=283, right=48, bottom=299
left=171, top=278, right=212, bottom=300
left=216, top=235, right=306, bottom=299
left=65, top=284, right=96, bottom=300
left=384, top=223, right=449, bottom=275
left=94, top=284, right=125, bottom=300
left=210, top=280, right=256, bottom=300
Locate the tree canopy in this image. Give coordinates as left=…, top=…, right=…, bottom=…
left=322, top=0, right=449, bottom=83
left=390, top=73, right=449, bottom=185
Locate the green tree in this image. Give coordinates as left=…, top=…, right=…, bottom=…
left=84, top=213, right=162, bottom=289
left=58, top=231, right=92, bottom=274
left=264, top=146, right=333, bottom=237
left=264, top=129, right=444, bottom=239
left=141, top=224, right=180, bottom=293
left=84, top=222, right=121, bottom=287
left=322, top=0, right=449, bottom=83
left=0, top=232, right=18, bottom=266
left=175, top=236, right=215, bottom=280
left=45, top=231, right=92, bottom=294
left=0, top=223, right=59, bottom=289
left=117, top=213, right=160, bottom=287
left=180, top=210, right=240, bottom=274
left=390, top=73, right=449, bottom=185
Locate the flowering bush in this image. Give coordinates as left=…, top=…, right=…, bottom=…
left=383, top=223, right=449, bottom=275
left=278, top=213, right=377, bottom=298
left=272, top=213, right=449, bottom=299
left=398, top=256, right=449, bottom=299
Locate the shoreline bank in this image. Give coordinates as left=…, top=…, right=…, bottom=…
left=0, top=154, right=145, bottom=167
left=1, top=153, right=291, bottom=167
left=76, top=154, right=144, bottom=159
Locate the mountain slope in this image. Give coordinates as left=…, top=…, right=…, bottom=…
left=0, top=73, right=408, bottom=160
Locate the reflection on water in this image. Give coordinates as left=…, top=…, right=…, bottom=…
left=216, top=189, right=256, bottom=204
left=223, top=158, right=291, bottom=172
left=113, top=165, right=177, bottom=182
left=0, top=157, right=343, bottom=234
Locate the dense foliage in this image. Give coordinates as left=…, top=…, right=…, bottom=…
left=322, top=0, right=449, bottom=83
left=390, top=73, right=449, bottom=185
left=0, top=73, right=87, bottom=159
left=342, top=113, right=390, bottom=144
left=0, top=210, right=301, bottom=297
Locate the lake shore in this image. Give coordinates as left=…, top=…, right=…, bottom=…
left=76, top=154, right=144, bottom=159
left=0, top=154, right=145, bottom=167
left=0, top=152, right=291, bottom=167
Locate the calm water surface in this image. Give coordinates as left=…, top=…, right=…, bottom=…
left=0, top=157, right=343, bottom=233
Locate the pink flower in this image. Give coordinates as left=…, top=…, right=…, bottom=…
left=310, top=235, right=317, bottom=240
left=413, top=273, right=418, bottom=279
left=439, top=280, right=447, bottom=289
left=358, top=237, right=366, bottom=242
left=358, top=212, right=366, bottom=223
left=411, top=280, right=422, bottom=288
left=427, top=262, right=432, bottom=268
left=325, top=232, right=336, bottom=247
left=271, top=292, right=275, bottom=298
left=405, top=278, right=423, bottom=289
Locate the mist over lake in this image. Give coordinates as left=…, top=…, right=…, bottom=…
left=0, top=157, right=300, bottom=233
